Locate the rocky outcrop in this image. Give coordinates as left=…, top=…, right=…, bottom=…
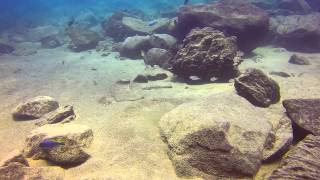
left=289, top=54, right=310, bottom=65
left=102, top=11, right=173, bottom=42
left=270, top=13, right=320, bottom=52
left=269, top=135, right=320, bottom=180
left=235, top=68, right=281, bottom=107
left=23, top=124, right=93, bottom=165
left=74, top=11, right=99, bottom=29
left=170, top=27, right=242, bottom=81
left=263, top=116, right=293, bottom=162
left=67, top=27, right=100, bottom=52
left=283, top=99, right=320, bottom=135
left=40, top=35, right=62, bottom=49
left=114, top=34, right=177, bottom=59
left=177, top=0, right=269, bottom=52
left=13, top=96, right=59, bottom=120
left=144, top=48, right=172, bottom=67
left=159, top=92, right=272, bottom=179
left=0, top=150, right=29, bottom=167
left=35, top=105, right=76, bottom=126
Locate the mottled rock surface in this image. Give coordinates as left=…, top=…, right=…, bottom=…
left=0, top=150, right=29, bottom=167
left=235, top=68, right=281, bottom=107
left=289, top=54, right=310, bottom=65
left=23, top=124, right=93, bottom=165
left=13, top=96, right=59, bottom=120
left=283, top=99, right=320, bottom=135
left=269, top=135, right=320, bottom=180
left=263, top=116, right=293, bottom=162
left=171, top=27, right=242, bottom=80
left=270, top=13, right=320, bottom=52
left=144, top=48, right=172, bottom=67
left=40, top=35, right=62, bottom=49
left=35, top=105, right=76, bottom=126
left=159, top=92, right=272, bottom=179
left=67, top=27, right=100, bottom=52
left=177, top=0, right=269, bottom=52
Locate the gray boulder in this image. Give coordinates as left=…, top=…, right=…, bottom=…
left=235, top=68, right=281, bottom=107
left=35, top=105, right=76, bottom=126
left=40, top=35, right=62, bottom=49
left=159, top=92, right=272, bottom=179
left=289, top=54, right=310, bottom=65
left=13, top=96, right=59, bottom=120
left=144, top=48, right=172, bottom=67
left=67, top=27, right=100, bottom=52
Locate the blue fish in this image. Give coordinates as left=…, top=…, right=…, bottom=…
left=39, top=140, right=65, bottom=149
left=148, top=20, right=158, bottom=26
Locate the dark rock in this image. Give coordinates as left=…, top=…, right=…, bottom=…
left=35, top=105, right=75, bottom=126
left=270, top=13, right=320, bottom=52
left=171, top=27, right=242, bottom=81
left=146, top=73, right=168, bottom=81
left=270, top=71, right=291, bottom=78
left=263, top=116, right=293, bottom=162
left=283, top=99, right=320, bottom=136
left=0, top=150, right=29, bottom=167
left=235, top=68, right=281, bottom=107
left=13, top=96, right=59, bottom=120
left=269, top=135, right=320, bottom=180
left=289, top=54, right=310, bottom=65
left=67, top=27, right=100, bottom=52
left=144, top=48, right=172, bottom=67
left=177, top=0, right=269, bottom=52
left=116, top=79, right=131, bottom=84
left=0, top=43, right=15, bottom=54
left=40, top=35, right=62, bottom=49
left=133, top=74, right=149, bottom=83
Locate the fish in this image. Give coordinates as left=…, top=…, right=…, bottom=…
left=184, top=0, right=189, bottom=5
left=148, top=20, right=158, bottom=26
left=39, top=139, right=65, bottom=149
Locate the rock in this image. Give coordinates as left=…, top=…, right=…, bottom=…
left=115, top=34, right=177, bottom=59
left=35, top=105, right=76, bottom=126
left=269, top=71, right=291, bottom=78
left=102, top=11, right=173, bottom=42
left=0, top=43, right=14, bottom=54
left=283, top=99, right=320, bottom=136
left=270, top=13, right=320, bottom=52
left=289, top=54, right=310, bottom=65
left=146, top=72, right=168, bottom=81
left=159, top=92, right=272, bottom=179
left=74, top=11, right=99, bottom=29
left=234, top=68, right=281, bottom=107
left=0, top=162, right=65, bottom=180
left=133, top=74, right=149, bottom=83
left=177, top=0, right=269, bottom=52
left=23, top=124, right=93, bottom=165
left=25, top=25, right=60, bottom=42
left=263, top=116, right=293, bottom=162
left=116, top=79, right=131, bottom=85
left=171, top=27, right=242, bottom=81
left=0, top=150, right=29, bottom=167
left=40, top=35, right=62, bottom=49
left=269, top=135, right=320, bottom=180
left=13, top=96, right=59, bottom=120
left=144, top=48, right=172, bottom=67
left=67, top=27, right=100, bottom=52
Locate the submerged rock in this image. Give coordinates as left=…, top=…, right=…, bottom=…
left=177, top=0, right=269, bottom=52
left=133, top=74, right=149, bottom=83
left=269, top=135, right=320, bottom=180
left=74, top=11, right=99, bottom=29
left=270, top=13, right=320, bottom=52
left=0, top=43, right=15, bottom=54
left=171, top=27, right=242, bottom=81
left=25, top=25, right=60, bottom=42
left=283, top=99, right=320, bottom=136
left=13, top=96, right=59, bottom=120
left=67, top=27, right=100, bottom=52
left=40, top=35, right=62, bottom=49
left=35, top=105, right=76, bottom=126
left=235, top=68, right=281, bottom=107
left=23, top=124, right=93, bottom=165
left=144, top=48, right=172, bottom=67
left=159, top=92, right=272, bottom=179
left=289, top=54, right=310, bottom=65
left=0, top=150, right=29, bottom=167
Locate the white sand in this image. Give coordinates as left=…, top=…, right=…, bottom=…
left=0, top=44, right=319, bottom=179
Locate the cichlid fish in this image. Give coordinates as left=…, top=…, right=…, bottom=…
left=39, top=139, right=65, bottom=149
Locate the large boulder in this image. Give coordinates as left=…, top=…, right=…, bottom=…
left=270, top=13, right=320, bottom=52
left=283, top=99, right=320, bottom=136
left=13, top=96, right=59, bottom=120
left=170, top=27, right=242, bottom=81
left=177, top=0, right=269, bottom=52
left=269, top=135, right=320, bottom=180
left=159, top=92, right=272, bottom=179
left=235, top=68, right=281, bottom=108
left=144, top=48, right=172, bottom=67
left=23, top=124, right=93, bottom=165
left=67, top=27, right=100, bottom=52
left=74, top=11, right=99, bottom=29
left=102, top=11, right=173, bottom=42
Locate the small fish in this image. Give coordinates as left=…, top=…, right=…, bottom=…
left=148, top=20, right=158, bottom=26
left=39, top=139, right=65, bottom=149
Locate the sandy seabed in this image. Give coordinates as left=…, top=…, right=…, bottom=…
left=0, top=43, right=319, bottom=179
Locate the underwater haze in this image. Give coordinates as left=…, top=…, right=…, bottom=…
left=0, top=0, right=320, bottom=179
